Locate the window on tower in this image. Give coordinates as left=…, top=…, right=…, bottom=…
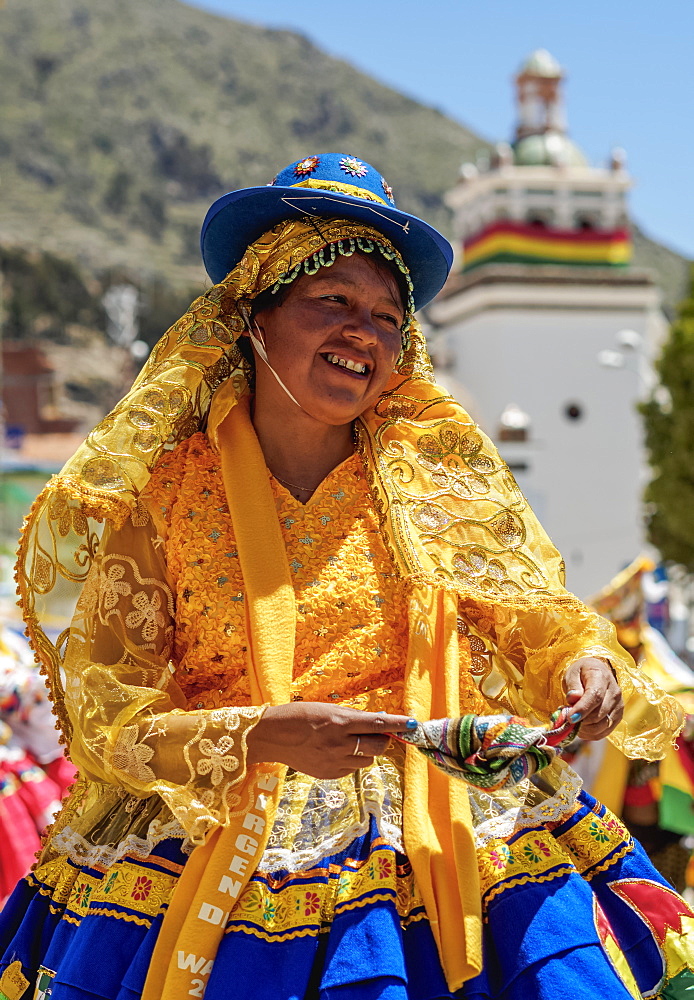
left=498, top=403, right=530, bottom=442
left=527, top=210, right=553, bottom=228
left=574, top=213, right=600, bottom=231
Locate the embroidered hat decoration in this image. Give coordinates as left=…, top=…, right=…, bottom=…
left=200, top=152, right=453, bottom=309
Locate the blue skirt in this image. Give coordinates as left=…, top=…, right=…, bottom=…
left=2, top=791, right=694, bottom=999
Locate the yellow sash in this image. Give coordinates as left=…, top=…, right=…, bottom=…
left=142, top=396, right=482, bottom=997
left=141, top=396, right=293, bottom=999
left=404, top=586, right=482, bottom=987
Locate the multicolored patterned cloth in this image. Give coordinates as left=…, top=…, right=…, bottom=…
left=397, top=709, right=579, bottom=790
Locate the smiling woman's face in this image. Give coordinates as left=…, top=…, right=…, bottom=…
left=250, top=252, right=406, bottom=426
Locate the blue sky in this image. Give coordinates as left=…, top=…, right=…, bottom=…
left=186, top=0, right=694, bottom=261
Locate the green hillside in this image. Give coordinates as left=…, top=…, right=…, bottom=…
left=631, top=226, right=691, bottom=317
left=0, top=0, right=689, bottom=320
left=0, top=0, right=486, bottom=293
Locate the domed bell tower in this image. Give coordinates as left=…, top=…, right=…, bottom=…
left=515, top=49, right=566, bottom=141
left=427, top=51, right=667, bottom=599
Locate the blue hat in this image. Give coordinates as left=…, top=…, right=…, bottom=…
left=200, top=153, right=453, bottom=310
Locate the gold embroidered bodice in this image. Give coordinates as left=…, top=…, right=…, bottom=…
left=144, top=432, right=485, bottom=718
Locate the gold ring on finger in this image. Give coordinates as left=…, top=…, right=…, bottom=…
left=355, top=736, right=365, bottom=756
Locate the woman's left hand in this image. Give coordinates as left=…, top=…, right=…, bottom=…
left=563, top=656, right=623, bottom=740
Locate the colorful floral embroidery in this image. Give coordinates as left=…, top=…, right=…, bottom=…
left=589, top=819, right=611, bottom=844
left=377, top=856, right=393, bottom=878
left=304, top=891, right=321, bottom=915
left=339, top=156, right=367, bottom=178
left=74, top=881, right=92, bottom=909
left=556, top=808, right=632, bottom=875
left=479, top=802, right=635, bottom=910
left=31, top=856, right=181, bottom=925
left=479, top=831, right=574, bottom=906
left=294, top=156, right=320, bottom=178
left=226, top=840, right=424, bottom=940
left=523, top=843, right=542, bottom=864
left=103, top=872, right=118, bottom=895
left=32, top=841, right=427, bottom=945
left=489, top=844, right=515, bottom=869
left=533, top=838, right=552, bottom=858
left=131, top=876, right=153, bottom=901
left=381, top=178, right=395, bottom=203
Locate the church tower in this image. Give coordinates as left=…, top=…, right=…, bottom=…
left=427, top=51, right=666, bottom=598
left=515, top=48, right=566, bottom=139
left=451, top=50, right=631, bottom=273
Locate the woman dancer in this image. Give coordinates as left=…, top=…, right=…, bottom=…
left=0, top=154, right=690, bottom=999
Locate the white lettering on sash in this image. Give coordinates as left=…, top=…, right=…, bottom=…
left=180, top=956, right=214, bottom=996
left=235, top=833, right=258, bottom=855
left=256, top=773, right=279, bottom=792
left=242, top=812, right=266, bottom=835
left=229, top=854, right=249, bottom=876
left=198, top=902, right=228, bottom=925
left=178, top=953, right=208, bottom=973
left=218, top=875, right=243, bottom=898
left=180, top=770, right=279, bottom=997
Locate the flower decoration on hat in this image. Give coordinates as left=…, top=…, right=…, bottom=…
left=294, top=156, right=320, bottom=178
left=339, top=156, right=368, bottom=178
left=201, top=151, right=455, bottom=308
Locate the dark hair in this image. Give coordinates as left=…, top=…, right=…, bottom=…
left=234, top=284, right=292, bottom=366
left=360, top=252, right=409, bottom=320
left=245, top=247, right=408, bottom=339
left=249, top=281, right=291, bottom=322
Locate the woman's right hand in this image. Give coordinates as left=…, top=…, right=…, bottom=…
left=246, top=702, right=415, bottom=779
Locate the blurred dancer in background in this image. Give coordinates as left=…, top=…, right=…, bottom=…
left=0, top=624, right=74, bottom=904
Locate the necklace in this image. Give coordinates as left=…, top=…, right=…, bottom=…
left=273, top=474, right=316, bottom=493
left=271, top=425, right=358, bottom=495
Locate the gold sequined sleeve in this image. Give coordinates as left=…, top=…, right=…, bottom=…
left=63, top=506, right=265, bottom=843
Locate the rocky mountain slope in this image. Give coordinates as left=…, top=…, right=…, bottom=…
left=0, top=0, right=688, bottom=323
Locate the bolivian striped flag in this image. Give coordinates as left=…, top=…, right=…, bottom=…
left=463, top=221, right=631, bottom=270
left=661, top=735, right=694, bottom=836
